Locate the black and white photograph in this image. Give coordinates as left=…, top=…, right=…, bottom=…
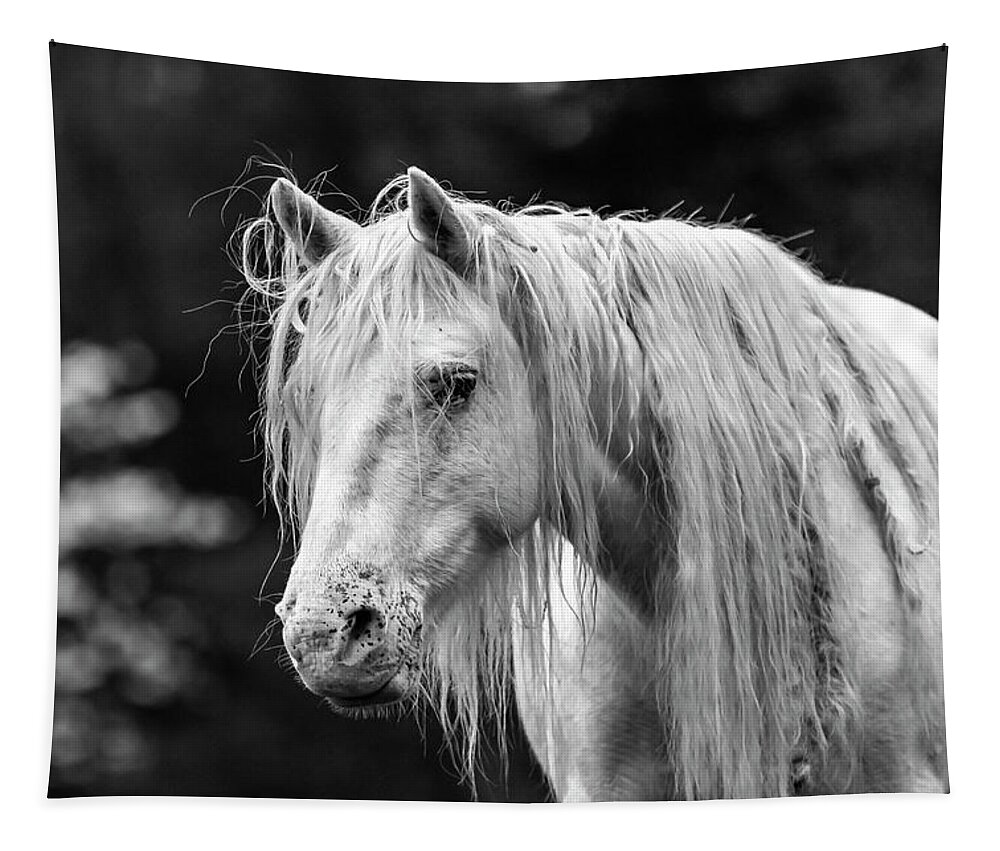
left=7, top=5, right=999, bottom=848
left=48, top=40, right=946, bottom=802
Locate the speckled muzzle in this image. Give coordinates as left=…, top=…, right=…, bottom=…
left=276, top=564, right=422, bottom=708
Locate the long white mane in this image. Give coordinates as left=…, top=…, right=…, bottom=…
left=240, top=174, right=937, bottom=799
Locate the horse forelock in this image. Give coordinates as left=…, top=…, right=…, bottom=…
left=239, top=174, right=937, bottom=799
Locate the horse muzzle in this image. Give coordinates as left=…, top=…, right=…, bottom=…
left=278, top=586, right=421, bottom=708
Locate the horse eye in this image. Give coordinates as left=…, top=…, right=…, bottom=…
left=449, top=370, right=478, bottom=405
left=422, top=365, right=478, bottom=409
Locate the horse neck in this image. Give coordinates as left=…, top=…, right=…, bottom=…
left=544, top=327, right=668, bottom=616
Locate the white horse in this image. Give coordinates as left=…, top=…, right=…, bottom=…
left=240, top=167, right=945, bottom=801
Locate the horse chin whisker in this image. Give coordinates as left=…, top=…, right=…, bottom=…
left=324, top=697, right=414, bottom=723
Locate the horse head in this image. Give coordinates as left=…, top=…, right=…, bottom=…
left=267, top=170, right=542, bottom=711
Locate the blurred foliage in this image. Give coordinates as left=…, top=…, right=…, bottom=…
left=49, top=43, right=945, bottom=800
left=55, top=341, right=248, bottom=791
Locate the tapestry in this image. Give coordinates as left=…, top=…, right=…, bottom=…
left=49, top=42, right=948, bottom=801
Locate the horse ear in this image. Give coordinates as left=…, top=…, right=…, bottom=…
left=269, top=178, right=358, bottom=266
left=407, top=167, right=472, bottom=273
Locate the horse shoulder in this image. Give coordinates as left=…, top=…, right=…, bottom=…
left=807, top=285, right=945, bottom=792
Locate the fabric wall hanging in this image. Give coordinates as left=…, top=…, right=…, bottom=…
left=49, top=42, right=947, bottom=802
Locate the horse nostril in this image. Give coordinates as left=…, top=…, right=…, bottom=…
left=345, top=607, right=377, bottom=642
left=284, top=603, right=387, bottom=674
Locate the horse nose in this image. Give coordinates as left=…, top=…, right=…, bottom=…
left=283, top=604, right=386, bottom=665
left=282, top=603, right=396, bottom=698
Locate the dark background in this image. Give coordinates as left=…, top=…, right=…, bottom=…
left=49, top=43, right=946, bottom=800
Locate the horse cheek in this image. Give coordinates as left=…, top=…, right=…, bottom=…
left=492, top=419, right=541, bottom=539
